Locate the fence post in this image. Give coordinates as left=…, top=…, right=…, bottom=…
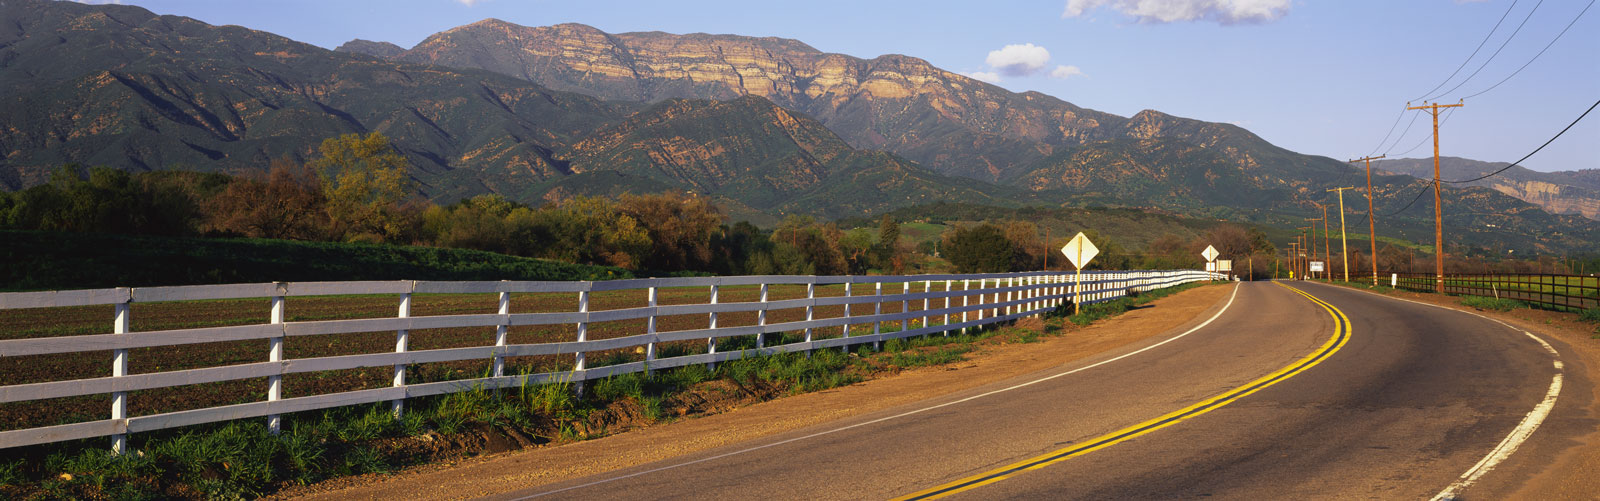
left=942, top=280, right=951, bottom=335
left=267, top=285, right=285, bottom=435
left=842, top=282, right=853, bottom=352
left=645, top=286, right=657, bottom=375
left=708, top=285, right=718, bottom=371
left=873, top=281, right=883, bottom=351
left=494, top=285, right=509, bottom=379
left=758, top=283, right=769, bottom=349
left=111, top=296, right=130, bottom=454
left=922, top=280, right=931, bottom=334
left=901, top=281, right=911, bottom=334
left=994, top=278, right=1003, bottom=318
left=804, top=281, right=816, bottom=353
left=392, top=291, right=411, bottom=420
left=975, top=279, right=985, bottom=323
left=574, top=288, right=590, bottom=396
left=962, top=279, right=971, bottom=334
left=1004, top=276, right=1013, bottom=317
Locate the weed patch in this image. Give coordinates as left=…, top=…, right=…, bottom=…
left=1460, top=296, right=1527, bottom=312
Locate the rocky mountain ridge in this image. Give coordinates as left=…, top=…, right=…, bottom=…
left=1378, top=157, right=1600, bottom=220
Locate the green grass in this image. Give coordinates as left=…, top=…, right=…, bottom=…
left=1063, top=280, right=1209, bottom=326
left=0, top=229, right=630, bottom=291
left=1459, top=296, right=1528, bottom=312
left=1580, top=308, right=1600, bottom=324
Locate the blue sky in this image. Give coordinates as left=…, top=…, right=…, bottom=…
left=90, top=0, right=1598, bottom=172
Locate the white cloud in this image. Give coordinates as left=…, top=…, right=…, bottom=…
left=963, top=71, right=1003, bottom=84
left=1049, top=65, right=1085, bottom=79
left=1063, top=0, right=1290, bottom=24
left=985, top=43, right=1052, bottom=77
left=456, top=0, right=482, bottom=5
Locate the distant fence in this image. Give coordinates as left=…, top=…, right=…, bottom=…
left=1387, top=272, right=1599, bottom=311
left=0, top=270, right=1221, bottom=452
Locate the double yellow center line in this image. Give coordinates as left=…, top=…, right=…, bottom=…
left=894, top=283, right=1351, bottom=500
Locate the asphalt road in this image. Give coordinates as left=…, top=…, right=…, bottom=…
left=488, top=281, right=1576, bottom=500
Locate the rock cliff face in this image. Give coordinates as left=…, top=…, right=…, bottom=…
left=386, top=20, right=1369, bottom=209
left=1378, top=157, right=1600, bottom=220
left=393, top=21, right=1169, bottom=182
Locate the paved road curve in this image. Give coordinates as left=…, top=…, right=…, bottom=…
left=488, top=281, right=1575, bottom=500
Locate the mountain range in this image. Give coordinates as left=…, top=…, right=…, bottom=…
left=1, top=0, right=1596, bottom=254
left=1376, top=157, right=1600, bottom=220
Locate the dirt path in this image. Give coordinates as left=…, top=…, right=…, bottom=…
left=1320, top=284, right=1600, bottom=500
left=281, top=284, right=1236, bottom=500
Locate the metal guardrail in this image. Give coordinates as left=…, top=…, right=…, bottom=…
left=0, top=270, right=1222, bottom=451
left=1384, top=272, right=1599, bottom=311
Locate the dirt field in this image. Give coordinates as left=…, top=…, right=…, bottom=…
left=272, top=283, right=1237, bottom=500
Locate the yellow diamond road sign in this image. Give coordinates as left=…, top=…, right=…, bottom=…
left=1061, top=232, right=1098, bottom=270
left=1202, top=245, right=1219, bottom=263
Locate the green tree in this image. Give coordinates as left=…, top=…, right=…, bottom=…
left=312, top=132, right=414, bottom=242
left=618, top=191, right=725, bottom=272
left=944, top=223, right=1012, bottom=273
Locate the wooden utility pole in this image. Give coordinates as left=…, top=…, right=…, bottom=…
left=1407, top=100, right=1464, bottom=293
left=1043, top=227, right=1050, bottom=270
left=1328, top=187, right=1356, bottom=282
left=1304, top=218, right=1321, bottom=278
left=1320, top=204, right=1331, bottom=277
left=1350, top=155, right=1385, bottom=286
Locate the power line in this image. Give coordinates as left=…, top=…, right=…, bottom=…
left=1382, top=98, right=1597, bottom=215
left=1381, top=109, right=1426, bottom=155
left=1411, top=0, right=1523, bottom=102
left=1461, top=0, right=1595, bottom=100
left=1424, top=0, right=1546, bottom=102
left=1390, top=107, right=1457, bottom=157
left=1446, top=98, right=1599, bottom=184
left=1365, top=108, right=1408, bottom=157
left=1382, top=181, right=1435, bottom=217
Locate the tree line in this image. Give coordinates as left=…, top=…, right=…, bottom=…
left=1, top=132, right=1292, bottom=277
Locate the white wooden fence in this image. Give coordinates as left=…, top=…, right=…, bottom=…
left=0, top=270, right=1220, bottom=452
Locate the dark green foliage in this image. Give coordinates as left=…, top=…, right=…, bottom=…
left=0, top=166, right=225, bottom=237
left=0, top=229, right=628, bottom=290
left=945, top=224, right=1015, bottom=273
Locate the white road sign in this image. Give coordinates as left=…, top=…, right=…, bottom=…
left=1206, top=262, right=1217, bottom=272
left=1202, top=245, right=1219, bottom=263
left=1060, top=232, right=1099, bottom=270
left=1217, top=260, right=1232, bottom=272
left=1310, top=261, right=1326, bottom=272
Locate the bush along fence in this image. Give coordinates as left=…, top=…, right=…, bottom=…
left=1385, top=272, right=1599, bottom=311
left=0, top=270, right=1221, bottom=453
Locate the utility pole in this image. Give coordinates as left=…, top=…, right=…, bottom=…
left=1304, top=218, right=1321, bottom=279
left=1328, top=187, right=1356, bottom=283
left=1350, top=154, right=1385, bottom=286
left=1043, top=227, right=1050, bottom=271
left=1320, top=204, right=1331, bottom=278
left=1407, top=100, right=1464, bottom=293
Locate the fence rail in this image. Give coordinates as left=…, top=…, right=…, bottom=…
left=1384, top=272, right=1599, bottom=311
left=0, top=270, right=1221, bottom=451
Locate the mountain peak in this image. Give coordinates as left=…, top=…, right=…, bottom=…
left=334, top=39, right=405, bottom=58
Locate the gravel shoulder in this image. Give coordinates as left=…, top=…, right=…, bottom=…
left=280, top=283, right=1237, bottom=500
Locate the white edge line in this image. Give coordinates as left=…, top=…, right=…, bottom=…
left=511, top=283, right=1243, bottom=500
left=1305, top=283, right=1564, bottom=501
